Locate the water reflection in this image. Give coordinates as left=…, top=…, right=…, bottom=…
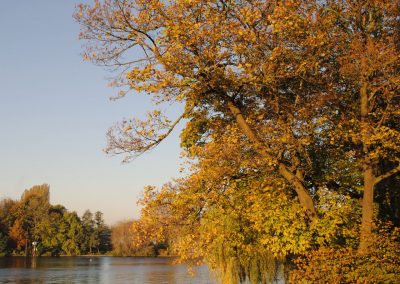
left=0, top=257, right=216, bottom=284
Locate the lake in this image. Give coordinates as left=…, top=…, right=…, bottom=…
left=0, top=256, right=217, bottom=283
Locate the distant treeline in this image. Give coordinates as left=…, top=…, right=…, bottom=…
left=0, top=184, right=111, bottom=256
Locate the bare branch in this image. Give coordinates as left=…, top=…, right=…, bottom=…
left=105, top=105, right=194, bottom=162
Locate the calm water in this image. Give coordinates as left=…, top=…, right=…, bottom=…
left=0, top=256, right=217, bottom=284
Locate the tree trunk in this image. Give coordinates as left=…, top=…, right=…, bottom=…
left=358, top=81, right=375, bottom=254
left=359, top=166, right=375, bottom=253
left=278, top=164, right=317, bottom=218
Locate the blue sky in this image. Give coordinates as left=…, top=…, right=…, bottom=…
left=0, top=1, right=183, bottom=224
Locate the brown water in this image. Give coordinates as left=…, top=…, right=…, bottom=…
left=0, top=256, right=216, bottom=283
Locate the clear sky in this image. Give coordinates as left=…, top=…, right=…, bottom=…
left=0, top=1, right=183, bottom=225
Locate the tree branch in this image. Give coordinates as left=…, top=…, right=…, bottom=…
left=226, top=98, right=317, bottom=218
left=374, top=163, right=400, bottom=185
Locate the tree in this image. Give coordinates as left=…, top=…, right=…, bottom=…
left=6, top=184, right=51, bottom=255
left=0, top=198, right=17, bottom=234
left=0, top=232, right=8, bottom=256
left=325, top=0, right=400, bottom=253
left=62, top=211, right=85, bottom=256
left=94, top=211, right=111, bottom=253
left=9, top=219, right=27, bottom=252
left=81, top=209, right=96, bottom=254
left=75, top=0, right=323, bottom=219
left=0, top=198, right=17, bottom=254
left=39, top=205, right=67, bottom=255
left=111, top=220, right=136, bottom=256
left=271, top=0, right=400, bottom=254
left=111, top=218, right=164, bottom=256
left=18, top=184, right=51, bottom=243
left=76, top=0, right=400, bottom=280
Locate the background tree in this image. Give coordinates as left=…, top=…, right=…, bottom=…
left=0, top=198, right=17, bottom=254
left=81, top=209, right=96, bottom=254
left=18, top=184, right=51, bottom=244
left=9, top=219, right=26, bottom=252
left=94, top=211, right=111, bottom=253
left=39, top=205, right=67, bottom=256
left=62, top=211, right=85, bottom=256
left=0, top=232, right=8, bottom=256
left=111, top=220, right=136, bottom=256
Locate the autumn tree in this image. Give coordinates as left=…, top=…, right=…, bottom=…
left=111, top=220, right=137, bottom=256
left=0, top=198, right=17, bottom=234
left=74, top=0, right=325, bottom=219
left=127, top=188, right=173, bottom=256
left=76, top=0, right=400, bottom=281
left=325, top=0, right=400, bottom=253
left=272, top=0, right=400, bottom=253
left=0, top=198, right=17, bottom=254
left=7, top=184, right=51, bottom=254
left=18, top=184, right=51, bottom=242
left=9, top=219, right=27, bottom=252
